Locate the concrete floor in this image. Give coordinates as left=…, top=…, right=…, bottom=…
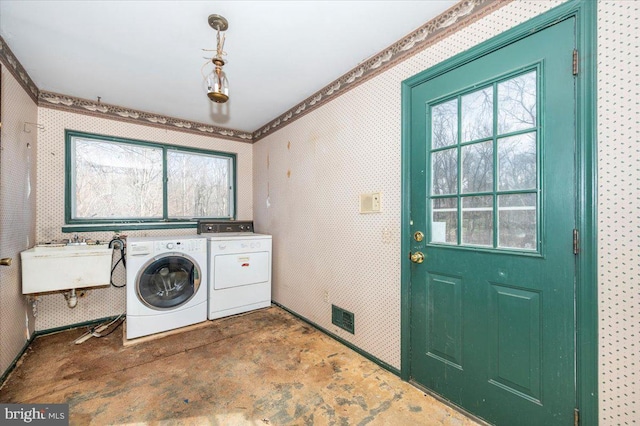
left=0, top=306, right=481, bottom=425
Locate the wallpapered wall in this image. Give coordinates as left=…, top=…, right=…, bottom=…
left=2, top=0, right=636, bottom=423
left=253, top=1, right=639, bottom=425
left=254, top=0, right=563, bottom=377
left=597, top=1, right=639, bottom=424
left=33, top=108, right=253, bottom=331
left=0, top=67, right=37, bottom=376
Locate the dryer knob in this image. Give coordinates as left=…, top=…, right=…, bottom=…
left=166, top=243, right=174, bottom=249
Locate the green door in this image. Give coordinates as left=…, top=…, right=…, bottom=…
left=408, top=18, right=576, bottom=425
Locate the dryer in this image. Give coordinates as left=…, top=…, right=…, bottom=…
left=126, top=236, right=208, bottom=339
left=199, top=221, right=272, bottom=320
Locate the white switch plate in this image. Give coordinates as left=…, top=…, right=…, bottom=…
left=360, top=192, right=381, bottom=213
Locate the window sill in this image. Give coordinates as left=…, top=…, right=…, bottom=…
left=62, top=222, right=198, bottom=233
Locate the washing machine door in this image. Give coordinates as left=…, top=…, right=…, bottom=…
left=136, top=253, right=201, bottom=310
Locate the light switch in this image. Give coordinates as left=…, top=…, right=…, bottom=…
left=360, top=192, right=381, bottom=213
left=371, top=193, right=380, bottom=211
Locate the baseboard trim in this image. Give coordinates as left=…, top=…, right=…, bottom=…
left=272, top=301, right=401, bottom=376
left=0, top=336, right=35, bottom=387
left=35, top=315, right=120, bottom=337
left=3, top=307, right=400, bottom=387
left=0, top=315, right=120, bottom=387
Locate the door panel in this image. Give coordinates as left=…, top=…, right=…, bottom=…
left=409, top=18, right=576, bottom=425
left=426, top=273, right=463, bottom=368
left=488, top=284, right=541, bottom=401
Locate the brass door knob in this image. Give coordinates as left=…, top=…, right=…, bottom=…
left=413, top=231, right=424, bottom=242
left=0, top=258, right=12, bottom=266
left=410, top=252, right=424, bottom=264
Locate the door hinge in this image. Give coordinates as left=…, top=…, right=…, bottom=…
left=573, top=49, right=579, bottom=76
left=574, top=408, right=580, bottom=426
left=573, top=229, right=580, bottom=255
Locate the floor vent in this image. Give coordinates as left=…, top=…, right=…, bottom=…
left=331, top=305, right=355, bottom=334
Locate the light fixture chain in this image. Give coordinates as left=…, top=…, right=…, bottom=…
left=204, top=14, right=230, bottom=103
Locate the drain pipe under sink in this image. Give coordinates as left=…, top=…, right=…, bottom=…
left=64, top=289, right=78, bottom=308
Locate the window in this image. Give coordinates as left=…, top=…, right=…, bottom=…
left=428, top=69, right=539, bottom=251
left=66, top=131, right=235, bottom=226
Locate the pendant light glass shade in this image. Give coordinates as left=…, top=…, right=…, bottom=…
left=207, top=66, right=229, bottom=103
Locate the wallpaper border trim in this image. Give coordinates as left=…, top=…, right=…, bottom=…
left=252, top=0, right=506, bottom=141
left=0, top=36, right=38, bottom=104
left=38, top=91, right=254, bottom=143
left=0, top=2, right=509, bottom=144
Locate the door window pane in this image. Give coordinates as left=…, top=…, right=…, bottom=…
left=432, top=148, right=458, bottom=195
left=498, top=71, right=537, bottom=134
left=431, top=198, right=457, bottom=244
left=461, top=86, right=493, bottom=142
left=431, top=99, right=458, bottom=149
left=462, top=196, right=493, bottom=246
left=462, top=141, right=493, bottom=193
left=498, top=194, right=537, bottom=249
left=427, top=69, right=540, bottom=252
left=498, top=132, right=537, bottom=191
left=167, top=150, right=232, bottom=218
left=73, top=139, right=163, bottom=219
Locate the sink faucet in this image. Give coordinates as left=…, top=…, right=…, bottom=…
left=68, top=233, right=87, bottom=245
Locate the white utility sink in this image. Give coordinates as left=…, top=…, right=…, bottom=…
left=21, top=243, right=113, bottom=294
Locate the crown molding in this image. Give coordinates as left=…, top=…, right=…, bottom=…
left=38, top=91, right=254, bottom=143
left=251, top=0, right=508, bottom=142
left=0, top=36, right=39, bottom=104
left=1, top=0, right=509, bottom=144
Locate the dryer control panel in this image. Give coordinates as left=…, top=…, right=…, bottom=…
left=197, top=220, right=254, bottom=234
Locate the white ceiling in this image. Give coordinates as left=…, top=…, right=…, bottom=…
left=0, top=1, right=457, bottom=132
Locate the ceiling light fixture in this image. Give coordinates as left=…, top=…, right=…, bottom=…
left=204, top=14, right=229, bottom=103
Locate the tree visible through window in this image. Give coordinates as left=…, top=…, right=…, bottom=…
left=428, top=69, right=538, bottom=251
left=167, top=150, right=231, bottom=218
left=66, top=131, right=235, bottom=223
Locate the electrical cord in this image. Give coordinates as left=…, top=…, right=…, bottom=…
left=74, top=312, right=125, bottom=344
left=90, top=312, right=125, bottom=338
left=109, top=238, right=126, bottom=288
left=70, top=237, right=128, bottom=345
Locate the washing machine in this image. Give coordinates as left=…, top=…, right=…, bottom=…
left=198, top=221, right=272, bottom=320
left=126, top=235, right=208, bottom=339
